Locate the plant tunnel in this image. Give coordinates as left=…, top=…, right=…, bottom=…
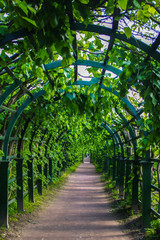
left=0, top=0, right=160, bottom=229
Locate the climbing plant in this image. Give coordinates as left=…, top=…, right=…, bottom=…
left=0, top=0, right=160, bottom=230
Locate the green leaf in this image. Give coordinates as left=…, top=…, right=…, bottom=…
left=19, top=1, right=28, bottom=15
left=142, top=138, right=148, bottom=146
left=79, top=0, right=89, bottom=4
left=0, top=26, right=8, bottom=36
left=118, top=0, right=128, bottom=10
left=95, top=38, right=103, bottom=48
left=124, top=27, right=132, bottom=38
left=21, top=16, right=38, bottom=27
left=66, top=93, right=76, bottom=101
left=0, top=150, right=4, bottom=157
left=50, top=15, right=58, bottom=28
left=28, top=6, right=37, bottom=14
left=150, top=92, right=157, bottom=106
left=90, top=93, right=96, bottom=104
left=105, top=0, right=115, bottom=15
left=133, top=0, right=141, bottom=9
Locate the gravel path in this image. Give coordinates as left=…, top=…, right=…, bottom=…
left=19, top=158, right=131, bottom=240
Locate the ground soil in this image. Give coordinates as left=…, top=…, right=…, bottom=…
left=0, top=158, right=145, bottom=240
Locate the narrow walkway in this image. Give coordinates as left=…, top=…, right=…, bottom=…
left=19, top=159, right=131, bottom=239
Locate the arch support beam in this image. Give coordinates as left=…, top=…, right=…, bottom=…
left=0, top=80, right=22, bottom=107
left=71, top=23, right=160, bottom=63
left=0, top=161, right=10, bottom=228
left=3, top=90, right=45, bottom=160
left=0, top=90, right=45, bottom=228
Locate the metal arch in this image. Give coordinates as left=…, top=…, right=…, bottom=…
left=44, top=59, right=141, bottom=122
left=17, top=118, right=31, bottom=158
left=101, top=122, right=119, bottom=155
left=0, top=24, right=159, bottom=62
left=106, top=135, right=116, bottom=156
left=44, top=60, right=122, bottom=76
left=2, top=90, right=45, bottom=160
left=73, top=80, right=149, bottom=141
left=0, top=29, right=29, bottom=47
left=72, top=80, right=140, bottom=120
left=45, top=59, right=147, bottom=147
left=45, top=133, right=52, bottom=157
left=117, top=111, right=137, bottom=159
left=71, top=23, right=160, bottom=63
left=73, top=79, right=147, bottom=148
left=112, top=124, right=127, bottom=158
left=111, top=127, right=124, bottom=158
left=100, top=84, right=140, bottom=119
left=0, top=80, right=22, bottom=106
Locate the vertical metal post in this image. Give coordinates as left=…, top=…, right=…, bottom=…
left=37, top=164, right=42, bottom=195
left=116, top=156, right=120, bottom=187
left=125, top=159, right=131, bottom=199
left=16, top=158, right=24, bottom=211
left=119, top=158, right=125, bottom=198
left=49, top=158, right=52, bottom=185
left=141, top=161, right=153, bottom=228
left=0, top=161, right=10, bottom=227
left=27, top=158, right=34, bottom=202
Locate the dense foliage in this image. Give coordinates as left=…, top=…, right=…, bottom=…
left=0, top=0, right=160, bottom=228
left=0, top=0, right=159, bottom=147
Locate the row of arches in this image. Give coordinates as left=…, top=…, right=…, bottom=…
left=0, top=2, right=159, bottom=229
left=0, top=58, right=153, bottom=228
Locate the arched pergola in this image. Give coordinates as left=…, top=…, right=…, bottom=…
left=0, top=0, right=159, bottom=229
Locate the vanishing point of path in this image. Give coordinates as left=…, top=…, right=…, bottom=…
left=18, top=158, right=131, bottom=240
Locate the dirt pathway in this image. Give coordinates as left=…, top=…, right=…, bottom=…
left=17, top=158, right=131, bottom=240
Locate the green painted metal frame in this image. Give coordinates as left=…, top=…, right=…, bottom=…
left=101, top=123, right=120, bottom=182
left=73, top=80, right=141, bottom=122
left=17, top=118, right=31, bottom=158
left=44, top=134, right=53, bottom=185
left=37, top=128, right=48, bottom=194
left=71, top=23, right=160, bottom=63
left=0, top=90, right=46, bottom=227
left=16, top=118, right=31, bottom=212
left=0, top=80, right=22, bottom=107
left=101, top=122, right=119, bottom=147
left=111, top=128, right=124, bottom=158
left=115, top=111, right=139, bottom=202
left=2, top=90, right=45, bottom=160
left=116, top=129, right=131, bottom=198
left=113, top=130, right=125, bottom=197
left=117, top=112, right=137, bottom=158
left=0, top=161, right=10, bottom=227
left=0, top=23, right=159, bottom=62
left=44, top=59, right=144, bottom=140
left=0, top=19, right=155, bottom=229
left=0, top=29, right=29, bottom=47
left=108, top=125, right=125, bottom=195
left=44, top=60, right=122, bottom=76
